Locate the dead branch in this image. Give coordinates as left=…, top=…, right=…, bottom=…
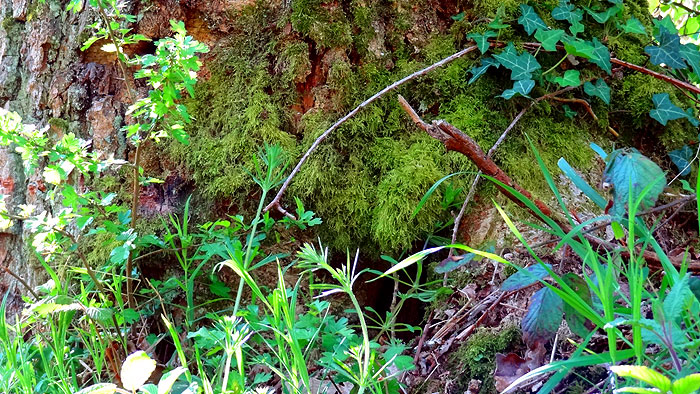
left=550, top=96, right=598, bottom=121
left=264, top=45, right=481, bottom=218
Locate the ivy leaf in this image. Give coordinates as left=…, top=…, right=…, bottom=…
left=584, top=5, right=622, bottom=24
left=501, top=264, right=552, bottom=291
left=645, top=26, right=688, bottom=70
left=518, top=4, right=547, bottom=35
left=451, top=12, right=465, bottom=21
left=493, top=43, right=541, bottom=80
left=564, top=39, right=594, bottom=59
left=583, top=79, right=611, bottom=104
left=649, top=93, right=700, bottom=127
left=468, top=57, right=499, bottom=84
left=669, top=145, right=694, bottom=176
left=467, top=30, right=497, bottom=54
left=603, top=148, right=666, bottom=216
left=621, top=17, right=647, bottom=35
left=680, top=43, right=700, bottom=76
left=654, top=15, right=678, bottom=35
left=522, top=287, right=563, bottom=346
left=553, top=70, right=581, bottom=87
left=501, top=79, right=535, bottom=99
left=590, top=38, right=612, bottom=74
left=563, top=105, right=578, bottom=118
left=488, top=16, right=510, bottom=30
left=535, top=29, right=565, bottom=52
left=552, top=0, right=584, bottom=35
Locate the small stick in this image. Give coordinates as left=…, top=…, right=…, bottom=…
left=550, top=97, right=598, bottom=121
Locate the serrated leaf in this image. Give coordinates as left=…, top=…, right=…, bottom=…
left=74, top=383, right=117, bottom=394
left=494, top=43, right=541, bottom=80
left=501, top=79, right=535, bottom=99
left=468, top=57, right=499, bottom=84
left=553, top=70, right=580, bottom=87
left=669, top=145, right=693, bottom=176
left=501, top=264, right=552, bottom=291
left=518, top=4, right=547, bottom=35
left=610, top=366, right=671, bottom=393
left=663, top=274, right=693, bottom=323
left=467, top=30, right=497, bottom=54
left=209, top=276, right=231, bottom=298
left=535, top=28, right=565, bottom=51
left=122, top=351, right=157, bottom=391
left=672, top=374, right=700, bottom=394
left=584, top=5, right=622, bottom=24
left=603, top=148, right=666, bottom=216
left=622, top=17, right=647, bottom=35
left=649, top=93, right=700, bottom=126
left=522, top=287, right=563, bottom=346
left=583, top=79, right=611, bottom=104
left=590, top=38, right=612, bottom=74
left=645, top=26, right=688, bottom=70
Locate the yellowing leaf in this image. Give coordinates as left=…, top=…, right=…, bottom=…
left=121, top=351, right=156, bottom=391
left=610, top=365, right=671, bottom=392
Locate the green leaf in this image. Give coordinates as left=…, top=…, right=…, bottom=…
left=590, top=38, right=612, bottom=74
left=649, top=93, right=700, bottom=126
left=562, top=104, right=577, bottom=118
left=501, top=79, right=535, bottom=99
left=680, top=43, right=700, bottom=76
left=610, top=366, right=671, bottom=392
left=621, top=17, right=647, bottom=35
left=690, top=276, right=700, bottom=302
left=488, top=16, right=509, bottom=30
left=583, top=79, right=611, bottom=104
left=552, top=0, right=584, bottom=35
left=467, top=30, right=497, bottom=54
left=584, top=5, right=622, bottom=24
left=493, top=43, right=541, bottom=80
left=468, top=57, right=499, bottom=84
left=157, top=367, right=186, bottom=394
left=669, top=145, right=693, bottom=176
left=654, top=15, right=678, bottom=35
left=121, top=351, right=157, bottom=391
left=603, top=148, right=666, bottom=216
left=663, top=274, right=693, bottom=323
left=561, top=273, right=593, bottom=338
left=74, top=384, right=117, bottom=394
left=522, top=287, right=563, bottom=346
left=564, top=39, right=594, bottom=59
left=209, top=276, right=231, bottom=298
left=645, top=26, right=688, bottom=70
left=553, top=70, right=581, bottom=87
left=140, top=384, right=158, bottom=394
left=535, top=28, right=565, bottom=51
left=518, top=4, right=547, bottom=35
left=451, top=12, right=465, bottom=21
left=558, top=158, right=607, bottom=209
left=672, top=374, right=700, bottom=394
left=501, top=264, right=552, bottom=291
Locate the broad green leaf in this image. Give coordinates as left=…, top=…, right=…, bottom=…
left=552, top=0, right=584, bottom=35
left=553, top=70, right=580, bottom=87
left=493, top=43, right=541, bottom=80
left=663, top=274, right=693, bottom=323
left=680, top=43, right=700, bottom=76
left=74, top=383, right=117, bottom=394
left=653, top=15, right=679, bottom=35
left=610, top=366, right=671, bottom=392
left=81, top=36, right=100, bottom=51
left=110, top=244, right=131, bottom=264
left=522, top=287, right=563, bottom=346
left=669, top=145, right=693, bottom=176
left=468, top=57, right=499, bottom=84
left=645, top=26, right=688, bottom=70
left=583, top=79, right=611, bottom=104
left=564, top=39, right=594, bottom=59
left=158, top=367, right=187, bottom=394
left=467, top=31, right=497, bottom=54
left=501, top=264, right=552, bottom=291
left=488, top=16, right=509, bottom=30
left=611, top=221, right=625, bottom=239
left=603, top=148, right=666, bottom=216
left=590, top=38, right=612, bottom=74
left=672, top=374, right=700, bottom=394
left=649, top=93, right=700, bottom=126
left=501, top=79, right=535, bottom=99
left=584, top=5, right=622, bottom=24
left=562, top=273, right=593, bottom=338
left=535, top=28, right=565, bottom=51
left=622, top=17, right=647, bottom=35
left=518, top=4, right=547, bottom=35
left=121, top=351, right=157, bottom=391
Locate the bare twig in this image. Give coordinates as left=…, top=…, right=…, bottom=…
left=550, top=97, right=598, bottom=121
left=264, top=45, right=481, bottom=217
left=1, top=255, right=39, bottom=300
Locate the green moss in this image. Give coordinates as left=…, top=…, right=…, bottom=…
left=290, top=0, right=353, bottom=48
left=48, top=117, right=70, bottom=132
left=449, top=326, right=522, bottom=394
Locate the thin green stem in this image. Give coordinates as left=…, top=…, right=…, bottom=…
left=542, top=55, right=568, bottom=76
left=349, top=289, right=370, bottom=394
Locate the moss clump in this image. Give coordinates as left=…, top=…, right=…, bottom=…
left=48, top=117, right=70, bottom=132
left=449, top=326, right=522, bottom=394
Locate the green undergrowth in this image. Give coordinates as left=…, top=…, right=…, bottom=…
left=167, top=0, right=697, bottom=253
